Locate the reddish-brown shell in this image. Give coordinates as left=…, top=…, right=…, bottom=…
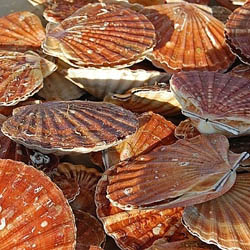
left=215, top=0, right=246, bottom=11
left=0, top=159, right=76, bottom=249
left=42, top=3, right=156, bottom=68
left=174, top=118, right=200, bottom=139
left=141, top=2, right=235, bottom=72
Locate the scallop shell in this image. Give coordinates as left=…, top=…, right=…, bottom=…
left=170, top=71, right=250, bottom=136
left=230, top=64, right=250, bottom=79
left=95, top=168, right=184, bottom=250
left=127, top=0, right=165, bottom=6
left=105, top=134, right=249, bottom=210
left=103, top=112, right=177, bottom=168
left=174, top=118, right=200, bottom=140
left=225, top=1, right=250, bottom=64
left=1, top=101, right=139, bottom=154
left=182, top=172, right=250, bottom=250
left=65, top=68, right=171, bottom=99
left=141, top=2, right=235, bottom=72
left=0, top=11, right=45, bottom=52
left=42, top=3, right=156, bottom=68
left=0, top=159, right=76, bottom=249
left=215, top=0, right=239, bottom=11
left=104, top=84, right=181, bottom=116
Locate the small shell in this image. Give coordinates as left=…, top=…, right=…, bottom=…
left=170, top=71, right=250, bottom=137
left=42, top=3, right=156, bottom=68
left=0, top=159, right=76, bottom=249
left=174, top=118, right=200, bottom=139
left=1, top=101, right=139, bottom=154
left=183, top=173, right=250, bottom=250
left=106, top=134, right=248, bottom=210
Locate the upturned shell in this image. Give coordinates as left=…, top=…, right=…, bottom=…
left=170, top=71, right=250, bottom=136
left=141, top=2, right=235, bottom=72
left=0, top=159, right=76, bottom=249
left=42, top=3, right=156, bottom=68
left=182, top=173, right=250, bottom=250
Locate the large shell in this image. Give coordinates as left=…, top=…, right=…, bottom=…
left=105, top=134, right=248, bottom=210
left=170, top=71, right=250, bottom=137
left=1, top=101, right=139, bottom=154
left=0, top=11, right=45, bottom=52
left=65, top=68, right=171, bottom=99
left=141, top=2, right=235, bottom=72
left=225, top=1, right=250, bottom=64
left=182, top=172, right=250, bottom=250
left=0, top=159, right=76, bottom=249
left=42, top=3, right=156, bottom=68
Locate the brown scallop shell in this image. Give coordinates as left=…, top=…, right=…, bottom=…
left=174, top=118, right=200, bottom=140
left=0, top=11, right=45, bottom=52
left=141, top=2, right=235, bottom=73
left=170, top=71, right=250, bottom=137
left=104, top=84, right=181, bottom=116
left=0, top=159, right=76, bottom=249
left=182, top=172, right=250, bottom=250
left=95, top=168, right=184, bottom=250
left=106, top=134, right=248, bottom=210
left=1, top=101, right=139, bottom=154
left=225, top=1, right=250, bottom=64
left=42, top=3, right=156, bottom=68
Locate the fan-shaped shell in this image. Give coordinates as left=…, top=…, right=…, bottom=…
left=182, top=173, right=250, bottom=250
left=141, top=2, right=235, bottom=72
left=42, top=3, right=156, bottom=68
left=174, top=118, right=200, bottom=139
left=1, top=101, right=139, bottom=154
left=170, top=71, right=250, bottom=136
left=106, top=134, right=248, bottom=210
left=0, top=159, right=76, bottom=249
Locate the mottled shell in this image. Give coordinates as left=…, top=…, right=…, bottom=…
left=174, top=118, right=200, bottom=139
left=0, top=159, right=76, bottom=249
left=170, top=71, right=250, bottom=136
left=1, top=101, right=139, bottom=154
left=42, top=3, right=156, bottom=68
left=183, top=173, right=250, bottom=250
left=106, top=134, right=248, bottom=210
left=65, top=68, right=171, bottom=99
left=0, top=11, right=45, bottom=52
left=141, top=2, right=235, bottom=72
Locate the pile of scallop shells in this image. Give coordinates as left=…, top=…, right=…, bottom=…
left=0, top=0, right=249, bottom=249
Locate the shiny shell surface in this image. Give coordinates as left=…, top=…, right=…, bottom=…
left=42, top=3, right=156, bottom=68
left=1, top=101, right=139, bottom=154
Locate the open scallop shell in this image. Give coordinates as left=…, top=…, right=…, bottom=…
left=141, top=2, right=235, bottom=72
left=182, top=172, right=250, bottom=250
left=105, top=134, right=249, bottom=210
left=170, top=71, right=250, bottom=137
left=42, top=3, right=156, bottom=68
left=0, top=159, right=76, bottom=249
left=174, top=118, right=200, bottom=139
left=1, top=101, right=139, bottom=154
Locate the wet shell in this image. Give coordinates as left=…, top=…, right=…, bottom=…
left=0, top=159, right=76, bottom=249
left=104, top=84, right=181, bottom=116
left=0, top=11, right=45, bottom=52
left=225, top=1, right=250, bottom=64
left=65, top=68, right=171, bottom=99
left=174, top=118, right=200, bottom=140
left=103, top=112, right=177, bottom=168
left=141, top=2, right=235, bottom=72
left=170, top=71, right=250, bottom=136
left=182, top=172, right=250, bottom=250
left=1, top=101, right=139, bottom=154
left=95, top=168, right=184, bottom=250
left=105, top=134, right=248, bottom=210
left=42, top=3, right=156, bottom=68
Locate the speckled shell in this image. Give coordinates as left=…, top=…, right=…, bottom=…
left=103, top=112, right=177, bottom=168
left=0, top=11, right=45, bottom=52
left=0, top=159, right=76, bottom=249
left=170, top=71, right=250, bottom=136
left=174, top=118, right=200, bottom=139
left=104, top=84, right=181, bottom=116
left=95, top=168, right=184, bottom=250
left=105, top=134, right=248, bottom=210
left=141, top=2, right=235, bottom=72
left=225, top=1, right=250, bottom=64
left=42, top=3, right=156, bottom=68
left=1, top=101, right=139, bottom=154
left=65, top=68, right=171, bottom=99
left=183, top=173, right=250, bottom=250
left=230, top=64, right=250, bottom=79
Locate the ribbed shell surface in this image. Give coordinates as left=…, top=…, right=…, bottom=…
left=174, top=118, right=200, bottom=139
